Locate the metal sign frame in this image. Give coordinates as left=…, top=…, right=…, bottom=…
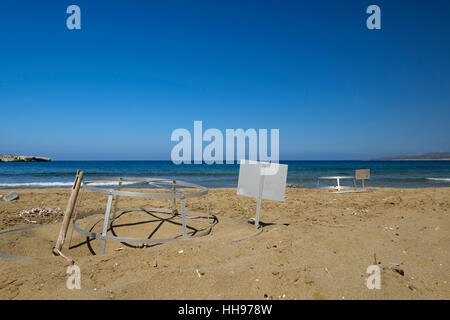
left=237, top=160, right=288, bottom=228
left=355, top=169, right=371, bottom=188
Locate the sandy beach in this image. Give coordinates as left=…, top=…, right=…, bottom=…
left=0, top=187, right=449, bottom=300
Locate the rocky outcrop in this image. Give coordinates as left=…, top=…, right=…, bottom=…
left=370, top=152, right=450, bottom=161
left=0, top=155, right=51, bottom=162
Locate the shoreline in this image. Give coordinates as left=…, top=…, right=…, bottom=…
left=1, top=184, right=450, bottom=191
left=2, top=160, right=449, bottom=189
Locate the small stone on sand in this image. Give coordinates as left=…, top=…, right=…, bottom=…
left=3, top=192, right=19, bottom=201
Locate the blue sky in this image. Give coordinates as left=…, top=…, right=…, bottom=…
left=0, top=0, right=449, bottom=160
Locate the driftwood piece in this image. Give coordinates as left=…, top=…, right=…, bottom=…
left=53, top=170, right=84, bottom=262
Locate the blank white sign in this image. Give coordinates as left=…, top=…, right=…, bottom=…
left=237, top=160, right=288, bottom=201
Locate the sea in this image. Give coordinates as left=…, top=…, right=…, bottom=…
left=0, top=160, right=449, bottom=189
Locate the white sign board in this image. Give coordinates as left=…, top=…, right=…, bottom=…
left=237, top=160, right=288, bottom=201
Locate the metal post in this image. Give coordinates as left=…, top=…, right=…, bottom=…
left=180, top=198, right=187, bottom=237
left=100, top=193, right=113, bottom=255
left=206, top=193, right=211, bottom=225
left=112, top=178, right=122, bottom=219
left=172, top=180, right=177, bottom=214
left=254, top=173, right=265, bottom=229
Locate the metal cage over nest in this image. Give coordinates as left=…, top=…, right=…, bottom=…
left=71, top=177, right=215, bottom=255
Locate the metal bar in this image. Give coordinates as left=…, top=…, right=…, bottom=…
left=254, top=173, right=265, bottom=228
left=112, top=178, right=123, bottom=219
left=100, top=193, right=113, bottom=255
left=172, top=180, right=177, bottom=214
left=231, top=227, right=263, bottom=243
left=83, top=185, right=207, bottom=199
left=0, top=222, right=55, bottom=235
left=206, top=193, right=211, bottom=225
left=181, top=198, right=187, bottom=237
left=0, top=253, right=28, bottom=259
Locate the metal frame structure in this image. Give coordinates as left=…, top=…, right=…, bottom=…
left=317, top=176, right=356, bottom=191
left=71, top=178, right=214, bottom=255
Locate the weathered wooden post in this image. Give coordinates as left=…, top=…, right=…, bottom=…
left=53, top=170, right=84, bottom=262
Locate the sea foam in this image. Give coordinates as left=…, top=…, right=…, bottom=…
left=426, top=177, right=450, bottom=182
left=0, top=181, right=137, bottom=188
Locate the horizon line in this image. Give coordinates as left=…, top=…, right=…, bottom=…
left=17, top=159, right=450, bottom=162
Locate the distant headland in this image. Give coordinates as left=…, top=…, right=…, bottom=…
left=369, top=152, right=450, bottom=161
left=0, top=155, right=51, bottom=162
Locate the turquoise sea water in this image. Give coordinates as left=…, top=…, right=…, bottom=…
left=0, top=161, right=449, bottom=189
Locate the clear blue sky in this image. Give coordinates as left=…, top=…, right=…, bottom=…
left=0, top=0, right=449, bottom=160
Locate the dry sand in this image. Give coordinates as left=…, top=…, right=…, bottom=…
left=0, top=187, right=449, bottom=300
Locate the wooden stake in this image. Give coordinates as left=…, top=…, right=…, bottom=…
left=53, top=170, right=84, bottom=259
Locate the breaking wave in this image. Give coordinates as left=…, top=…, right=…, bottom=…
left=0, top=181, right=139, bottom=188
left=426, top=177, right=450, bottom=182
